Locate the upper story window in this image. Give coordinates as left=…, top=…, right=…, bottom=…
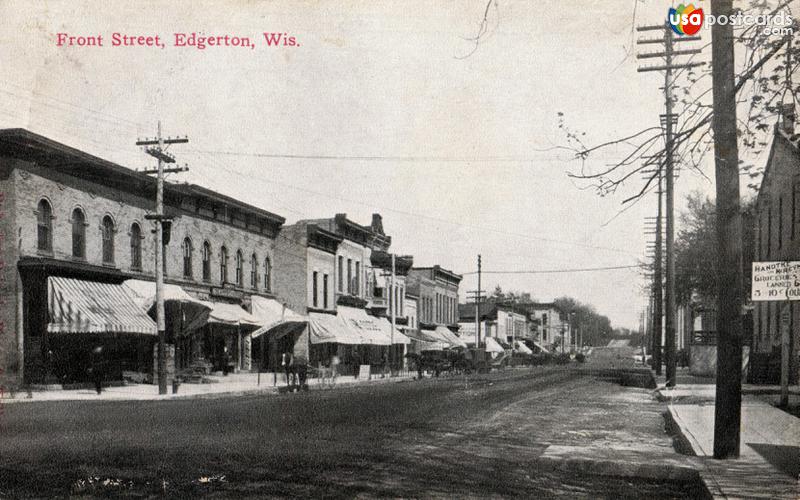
left=264, top=257, right=272, bottom=292
left=235, top=250, right=244, bottom=286
left=182, top=237, right=193, bottom=279
left=323, top=274, right=329, bottom=309
left=37, top=199, right=53, bottom=252
left=338, top=256, right=344, bottom=292
left=250, top=253, right=258, bottom=289
left=101, top=215, right=115, bottom=264
left=220, top=245, right=229, bottom=283
left=347, top=258, right=353, bottom=294
left=312, top=271, right=319, bottom=308
left=202, top=241, right=211, bottom=281
left=71, top=208, right=86, bottom=259
left=130, top=223, right=142, bottom=270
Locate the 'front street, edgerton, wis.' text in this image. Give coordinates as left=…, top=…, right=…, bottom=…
left=55, top=32, right=299, bottom=50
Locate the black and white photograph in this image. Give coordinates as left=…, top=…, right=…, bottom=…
left=0, top=1, right=798, bottom=498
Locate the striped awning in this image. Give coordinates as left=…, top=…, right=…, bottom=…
left=47, top=277, right=157, bottom=336
left=376, top=317, right=411, bottom=345
left=308, top=311, right=362, bottom=345
left=203, top=301, right=262, bottom=327
left=422, top=326, right=467, bottom=349
left=250, top=296, right=307, bottom=339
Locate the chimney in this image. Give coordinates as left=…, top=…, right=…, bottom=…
left=780, top=102, right=795, bottom=135
left=371, top=213, right=384, bottom=234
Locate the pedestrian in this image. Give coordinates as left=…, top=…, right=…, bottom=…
left=352, top=349, right=362, bottom=379
left=90, top=345, right=105, bottom=395
left=292, top=346, right=309, bottom=391
left=330, top=353, right=340, bottom=387
left=222, top=347, right=230, bottom=376
left=282, top=350, right=294, bottom=388
left=382, top=349, right=390, bottom=378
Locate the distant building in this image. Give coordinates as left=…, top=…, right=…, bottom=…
left=516, top=302, right=566, bottom=346
left=288, top=213, right=411, bottom=370
left=457, top=302, right=527, bottom=347
left=406, top=266, right=462, bottom=329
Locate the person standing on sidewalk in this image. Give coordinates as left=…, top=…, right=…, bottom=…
left=281, top=350, right=294, bottom=389
left=90, top=345, right=105, bottom=395
left=294, top=349, right=309, bottom=391
left=330, top=353, right=340, bottom=387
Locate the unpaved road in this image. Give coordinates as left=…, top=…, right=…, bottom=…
left=0, top=367, right=703, bottom=498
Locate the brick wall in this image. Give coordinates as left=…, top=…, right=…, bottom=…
left=308, top=247, right=335, bottom=311
left=13, top=164, right=284, bottom=296
left=0, top=160, right=19, bottom=385
left=272, top=223, right=308, bottom=314
left=2, top=160, right=305, bottom=382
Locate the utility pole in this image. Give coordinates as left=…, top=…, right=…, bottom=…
left=390, top=252, right=396, bottom=372
left=643, top=167, right=664, bottom=375
left=637, top=23, right=702, bottom=387
left=136, top=122, right=189, bottom=395
left=466, top=255, right=485, bottom=348
left=477, top=254, right=481, bottom=346
left=710, top=0, right=743, bottom=459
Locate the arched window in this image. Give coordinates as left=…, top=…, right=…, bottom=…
left=202, top=241, right=211, bottom=281
left=71, top=208, right=86, bottom=259
left=264, top=257, right=272, bottom=292
left=130, top=223, right=142, bottom=270
left=101, top=215, right=115, bottom=264
left=37, top=199, right=52, bottom=252
left=182, top=237, right=193, bottom=278
left=235, top=250, right=244, bottom=286
left=250, top=253, right=258, bottom=289
left=220, top=245, right=228, bottom=283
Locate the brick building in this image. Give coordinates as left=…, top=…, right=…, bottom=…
left=284, top=214, right=411, bottom=370
left=0, top=129, right=289, bottom=385
left=407, top=266, right=461, bottom=328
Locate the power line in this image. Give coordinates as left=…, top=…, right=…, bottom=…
left=460, top=264, right=640, bottom=275
left=187, top=153, right=641, bottom=257
left=187, top=147, right=573, bottom=163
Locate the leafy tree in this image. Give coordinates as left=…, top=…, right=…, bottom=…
left=674, top=191, right=755, bottom=305
left=553, top=296, right=613, bottom=347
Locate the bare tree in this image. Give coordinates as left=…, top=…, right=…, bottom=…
left=559, top=1, right=799, bottom=207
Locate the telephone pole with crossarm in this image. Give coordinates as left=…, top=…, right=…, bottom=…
left=136, top=122, right=189, bottom=395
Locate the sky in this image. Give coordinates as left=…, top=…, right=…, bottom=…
left=0, top=0, right=792, bottom=329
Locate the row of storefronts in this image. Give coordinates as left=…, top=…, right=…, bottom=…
left=0, top=129, right=471, bottom=386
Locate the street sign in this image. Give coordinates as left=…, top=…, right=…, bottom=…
left=751, top=261, right=800, bottom=301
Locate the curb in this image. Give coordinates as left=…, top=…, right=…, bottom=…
left=0, top=375, right=415, bottom=404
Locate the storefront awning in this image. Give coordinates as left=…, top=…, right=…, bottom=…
left=484, top=336, right=505, bottom=353
left=47, top=277, right=157, bottom=336
left=338, top=306, right=392, bottom=345
left=123, top=279, right=211, bottom=333
left=531, top=341, right=550, bottom=354
left=249, top=296, right=306, bottom=338
left=377, top=317, right=410, bottom=345
left=204, top=301, right=262, bottom=327
left=403, top=328, right=447, bottom=351
left=515, top=340, right=533, bottom=355
left=434, top=326, right=467, bottom=349
left=308, top=311, right=362, bottom=345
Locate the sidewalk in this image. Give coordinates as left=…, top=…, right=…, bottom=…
left=655, top=371, right=800, bottom=499
left=0, top=371, right=414, bottom=404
